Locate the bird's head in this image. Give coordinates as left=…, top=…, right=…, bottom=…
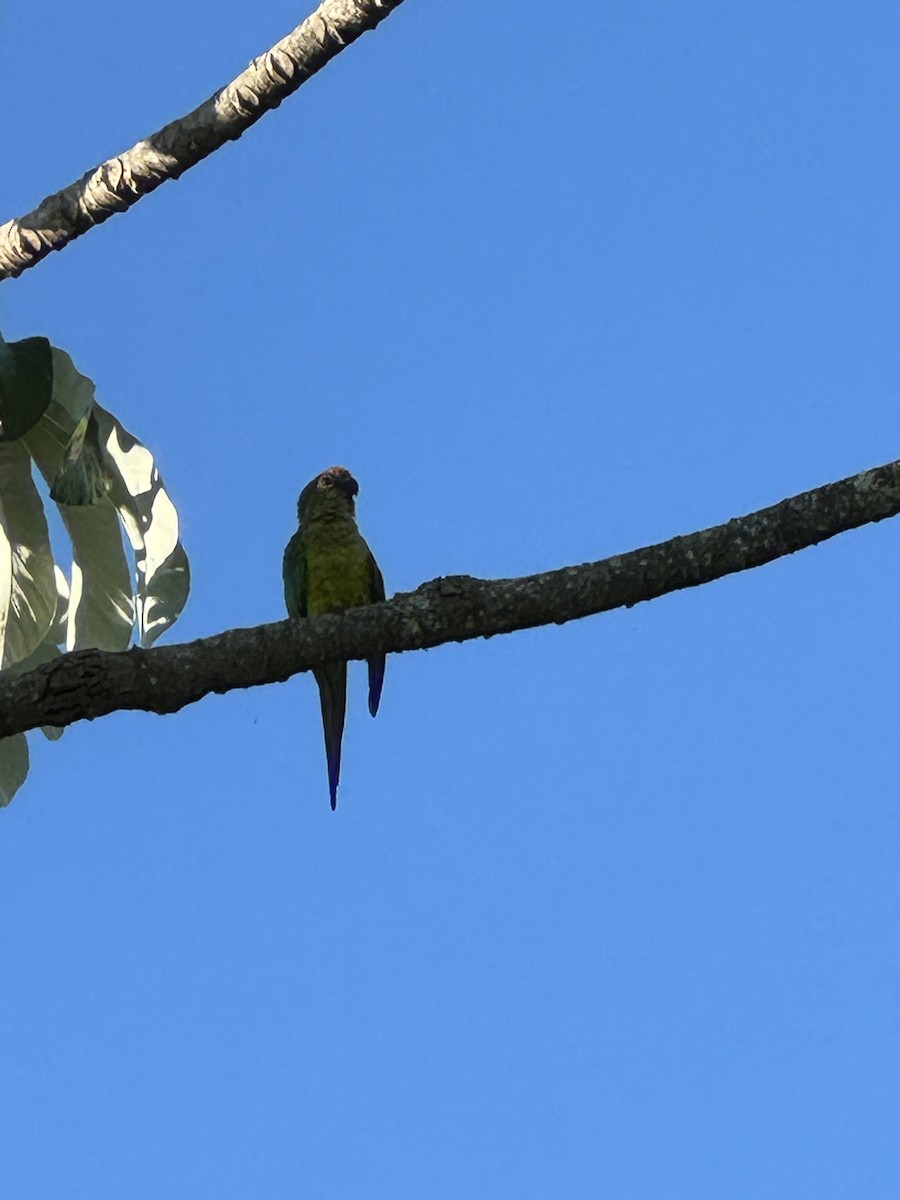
left=297, top=465, right=359, bottom=523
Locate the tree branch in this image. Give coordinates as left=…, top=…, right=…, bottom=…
left=0, top=0, right=406, bottom=281
left=1, top=458, right=899, bottom=739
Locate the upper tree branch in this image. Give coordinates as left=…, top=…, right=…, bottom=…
left=1, top=458, right=899, bottom=739
left=0, top=0, right=406, bottom=281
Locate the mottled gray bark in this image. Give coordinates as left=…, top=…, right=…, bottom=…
left=1, top=457, right=898, bottom=739
left=0, top=0, right=405, bottom=280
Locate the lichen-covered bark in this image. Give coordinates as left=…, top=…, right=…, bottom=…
left=1, top=457, right=898, bottom=738
left=0, top=0, right=406, bottom=280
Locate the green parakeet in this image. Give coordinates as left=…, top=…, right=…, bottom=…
left=283, top=466, right=386, bottom=809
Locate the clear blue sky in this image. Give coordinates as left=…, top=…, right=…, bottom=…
left=2, top=1, right=900, bottom=1195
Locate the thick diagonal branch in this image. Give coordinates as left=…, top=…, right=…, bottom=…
left=0, top=0, right=406, bottom=280
left=1, top=458, right=898, bottom=739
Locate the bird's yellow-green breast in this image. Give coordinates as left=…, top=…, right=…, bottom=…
left=302, top=522, right=376, bottom=616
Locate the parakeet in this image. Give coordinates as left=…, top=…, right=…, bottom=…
left=282, top=466, right=385, bottom=809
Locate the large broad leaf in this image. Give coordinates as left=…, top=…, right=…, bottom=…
left=0, top=578, right=71, bottom=801
left=94, top=405, right=190, bottom=647
left=24, top=348, right=134, bottom=650
left=46, top=345, right=95, bottom=426
left=46, top=564, right=70, bottom=646
left=1, top=340, right=190, bottom=804
left=0, top=334, right=53, bottom=442
left=50, top=410, right=110, bottom=507
left=0, top=440, right=58, bottom=668
left=0, top=734, right=28, bottom=807
left=22, top=401, right=134, bottom=651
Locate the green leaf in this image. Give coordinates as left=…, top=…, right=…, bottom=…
left=46, top=345, right=96, bottom=426
left=0, top=734, right=28, bottom=806
left=0, top=441, right=59, bottom=668
left=46, top=565, right=70, bottom=645
left=93, top=405, right=190, bottom=646
left=50, top=410, right=111, bottom=506
left=0, top=340, right=190, bottom=805
left=0, top=335, right=53, bottom=442
left=23, top=400, right=134, bottom=651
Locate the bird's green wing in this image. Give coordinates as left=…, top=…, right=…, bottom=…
left=369, top=553, right=385, bottom=605
left=283, top=529, right=307, bottom=618
left=366, top=549, right=386, bottom=718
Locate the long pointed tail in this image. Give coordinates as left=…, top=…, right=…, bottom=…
left=314, top=663, right=347, bottom=810
left=367, top=654, right=386, bottom=718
